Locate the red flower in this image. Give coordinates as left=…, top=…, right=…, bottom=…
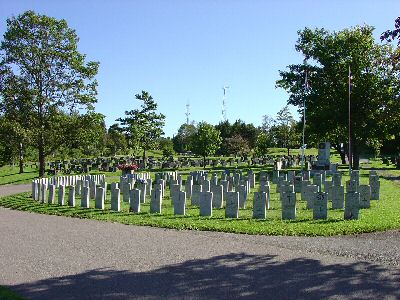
left=117, top=164, right=138, bottom=171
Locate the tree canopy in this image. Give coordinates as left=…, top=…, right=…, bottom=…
left=0, top=10, right=99, bottom=176
left=193, top=122, right=222, bottom=167
left=172, top=123, right=197, bottom=153
left=381, top=16, right=400, bottom=59
left=276, top=25, right=400, bottom=168
left=117, top=91, right=165, bottom=166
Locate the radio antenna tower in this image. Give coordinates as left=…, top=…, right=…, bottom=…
left=222, top=86, right=229, bottom=121
left=185, top=102, right=190, bottom=124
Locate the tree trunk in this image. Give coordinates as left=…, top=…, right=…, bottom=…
left=38, top=137, right=46, bottom=177
left=352, top=144, right=360, bottom=170
left=203, top=155, right=206, bottom=169
left=333, top=143, right=346, bottom=164
left=142, top=148, right=147, bottom=169
left=19, top=142, right=24, bottom=174
left=287, top=147, right=290, bottom=156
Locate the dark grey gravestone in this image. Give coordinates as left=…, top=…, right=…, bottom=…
left=331, top=185, right=344, bottom=209
left=68, top=186, right=75, bottom=207
left=58, top=185, right=65, bottom=205
left=130, top=189, right=141, bottom=213
left=111, top=188, right=120, bottom=211
left=344, top=192, right=360, bottom=220
left=359, top=185, right=371, bottom=209
left=313, top=192, right=328, bottom=220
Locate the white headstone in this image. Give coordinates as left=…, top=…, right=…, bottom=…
left=170, top=184, right=181, bottom=204
left=48, top=185, right=56, bottom=204
left=259, top=185, right=270, bottom=209
left=130, top=189, right=141, bottom=213
left=76, top=179, right=82, bottom=196
left=41, top=184, right=47, bottom=204
left=90, top=181, right=97, bottom=199
left=68, top=186, right=75, bottom=207
left=146, top=178, right=152, bottom=195
left=238, top=185, right=248, bottom=209
left=95, top=187, right=105, bottom=210
left=225, top=192, right=239, bottom=218
left=199, top=192, right=213, bottom=217
left=111, top=188, right=120, bottom=211
left=81, top=186, right=90, bottom=208
left=191, top=185, right=202, bottom=206
left=174, top=191, right=186, bottom=215
left=211, top=185, right=223, bottom=208
left=32, top=181, right=39, bottom=200
left=282, top=192, right=296, bottom=220
left=305, top=185, right=319, bottom=209
left=253, top=192, right=267, bottom=219
left=150, top=185, right=162, bottom=213
left=58, top=185, right=65, bottom=205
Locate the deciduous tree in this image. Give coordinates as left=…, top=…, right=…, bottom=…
left=172, top=123, right=197, bottom=153
left=193, top=122, right=222, bottom=168
left=277, top=25, right=400, bottom=169
left=0, top=11, right=99, bottom=176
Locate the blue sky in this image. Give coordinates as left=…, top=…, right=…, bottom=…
left=1, top=0, right=399, bottom=137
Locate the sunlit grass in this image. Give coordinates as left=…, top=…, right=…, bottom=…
left=1, top=167, right=399, bottom=236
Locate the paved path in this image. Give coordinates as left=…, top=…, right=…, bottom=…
left=0, top=207, right=399, bottom=299
left=0, top=183, right=31, bottom=197
left=0, top=184, right=400, bottom=299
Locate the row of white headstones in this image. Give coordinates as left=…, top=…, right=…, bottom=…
left=273, top=170, right=380, bottom=220
left=31, top=170, right=380, bottom=221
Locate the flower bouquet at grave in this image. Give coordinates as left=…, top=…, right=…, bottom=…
left=118, top=163, right=139, bottom=175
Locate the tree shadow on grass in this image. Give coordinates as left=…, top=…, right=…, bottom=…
left=379, top=175, right=400, bottom=182
left=361, top=166, right=397, bottom=171
left=9, top=253, right=400, bottom=300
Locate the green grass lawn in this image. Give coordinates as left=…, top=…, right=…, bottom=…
left=0, top=165, right=123, bottom=186
left=0, top=286, right=24, bottom=300
left=1, top=165, right=399, bottom=236
left=0, top=165, right=40, bottom=185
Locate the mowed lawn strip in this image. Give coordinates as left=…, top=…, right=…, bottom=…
left=1, top=171, right=399, bottom=237
left=0, top=286, right=25, bottom=300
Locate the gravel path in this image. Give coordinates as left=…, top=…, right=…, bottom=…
left=0, top=184, right=400, bottom=299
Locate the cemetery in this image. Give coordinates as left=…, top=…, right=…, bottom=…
left=0, top=7, right=399, bottom=238
left=1, top=153, right=398, bottom=237
left=2, top=6, right=400, bottom=300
